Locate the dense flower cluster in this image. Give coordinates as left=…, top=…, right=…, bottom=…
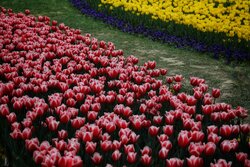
left=0, top=7, right=250, bottom=167
left=70, top=0, right=250, bottom=62
left=100, top=0, right=250, bottom=41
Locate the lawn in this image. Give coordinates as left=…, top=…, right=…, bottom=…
left=0, top=0, right=250, bottom=166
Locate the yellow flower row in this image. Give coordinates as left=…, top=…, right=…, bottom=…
left=100, top=0, right=250, bottom=41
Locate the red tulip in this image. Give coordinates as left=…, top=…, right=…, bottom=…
left=139, top=103, right=147, bottom=113
left=158, top=147, right=169, bottom=159
left=55, top=140, right=67, bottom=152
left=160, top=140, right=172, bottom=150
left=80, top=103, right=90, bottom=114
left=166, top=77, right=174, bottom=84
left=204, top=142, right=216, bottom=156
left=89, top=124, right=101, bottom=138
left=173, top=83, right=182, bottom=92
left=158, top=134, right=169, bottom=142
left=85, top=141, right=97, bottom=154
left=122, top=106, right=132, bottom=117
left=71, top=117, right=85, bottom=129
left=207, top=125, right=219, bottom=134
left=112, top=150, right=122, bottom=161
left=174, top=75, right=183, bottom=82
left=6, top=112, right=16, bottom=123
left=25, top=138, right=39, bottom=153
left=153, top=115, right=163, bottom=125
left=195, top=114, right=203, bottom=121
left=112, top=140, right=121, bottom=150
left=240, top=124, right=250, bottom=134
left=186, top=155, right=203, bottom=167
left=82, top=132, right=93, bottom=143
left=210, top=112, right=221, bottom=122
left=166, top=158, right=184, bottom=167
left=202, top=105, right=214, bottom=115
left=48, top=120, right=59, bottom=131
left=127, top=152, right=137, bottom=164
left=100, top=140, right=112, bottom=152
left=220, top=139, right=238, bottom=153
left=33, top=150, right=44, bottom=164
left=178, top=131, right=190, bottom=148
left=24, top=9, right=30, bottom=15
left=212, top=88, right=221, bottom=98
left=160, top=68, right=167, bottom=75
left=58, top=130, right=68, bottom=140
left=105, top=122, right=116, bottom=133
left=220, top=125, right=232, bottom=138
left=141, top=146, right=152, bottom=155
left=129, top=132, right=139, bottom=143
left=124, top=144, right=135, bottom=154
left=165, top=114, right=175, bottom=125
left=87, top=111, right=98, bottom=122
left=141, top=154, right=152, bottom=166
left=191, top=131, right=204, bottom=142
left=186, top=96, right=197, bottom=106
left=163, top=125, right=174, bottom=136
left=148, top=125, right=159, bottom=136
left=193, top=90, right=203, bottom=99
left=188, top=142, right=205, bottom=157
left=22, top=127, right=32, bottom=139
left=60, top=112, right=71, bottom=124
left=236, top=152, right=248, bottom=163
left=13, top=100, right=23, bottom=110
left=207, top=133, right=221, bottom=144
left=210, top=159, right=232, bottom=167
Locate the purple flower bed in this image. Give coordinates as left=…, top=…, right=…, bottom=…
left=69, top=0, right=250, bottom=62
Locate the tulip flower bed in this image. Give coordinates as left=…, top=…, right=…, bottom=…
left=0, top=7, right=250, bottom=167
left=70, top=0, right=250, bottom=61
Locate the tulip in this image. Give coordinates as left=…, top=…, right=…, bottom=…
left=100, top=140, right=112, bottom=152
left=191, top=131, right=205, bottom=142
left=82, top=132, right=93, bottom=143
left=105, top=122, right=116, bottom=133
left=240, top=124, right=250, bottom=134
left=33, top=150, right=44, bottom=164
left=85, top=141, right=97, bottom=154
left=141, top=146, right=152, bottom=155
left=158, top=147, right=169, bottom=159
left=55, top=140, right=67, bottom=152
left=112, top=150, right=122, bottom=161
left=25, top=138, right=39, bottom=152
left=163, top=125, right=174, bottom=136
left=124, top=144, right=135, bottom=154
left=166, top=158, right=184, bottom=167
left=220, top=139, right=238, bottom=153
left=148, top=125, right=159, bottom=136
left=220, top=125, right=232, bottom=138
left=236, top=152, right=248, bottom=163
left=178, top=131, right=190, bottom=148
left=22, top=127, right=32, bottom=139
left=207, top=133, right=221, bottom=144
left=71, top=117, right=85, bottom=129
left=212, top=88, right=221, bottom=98
left=204, top=142, right=216, bottom=156
left=186, top=155, right=203, bottom=167
left=210, top=159, right=232, bottom=167
left=207, top=125, right=219, bottom=134
left=6, top=112, right=17, bottom=123
left=141, top=154, right=152, bottom=166
left=127, top=152, right=137, bottom=164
